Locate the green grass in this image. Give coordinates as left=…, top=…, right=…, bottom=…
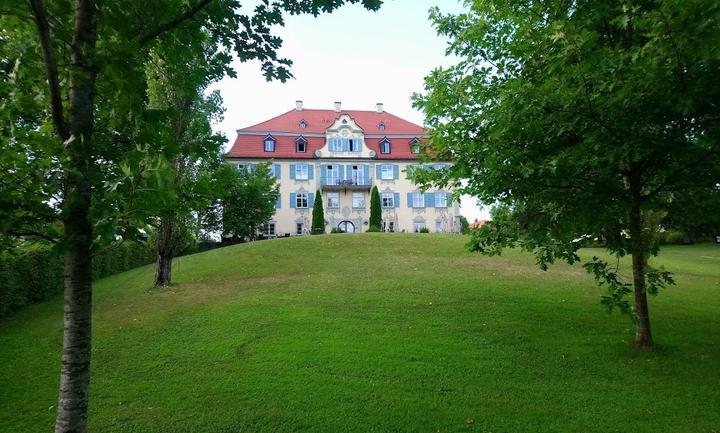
left=1, top=234, right=719, bottom=432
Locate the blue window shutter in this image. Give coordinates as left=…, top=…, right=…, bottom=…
left=308, top=193, right=315, bottom=208
left=407, top=192, right=413, bottom=208
left=394, top=192, right=400, bottom=208
left=308, top=164, right=314, bottom=180
left=393, top=165, right=399, bottom=180
left=376, top=165, right=382, bottom=179
left=275, top=195, right=281, bottom=209
left=425, top=192, right=435, bottom=208
left=274, top=164, right=281, bottom=178
left=290, top=193, right=296, bottom=208
left=363, top=165, right=370, bottom=181
left=289, top=164, right=296, bottom=180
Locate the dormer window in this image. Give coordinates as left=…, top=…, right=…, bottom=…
left=410, top=137, right=421, bottom=154
left=264, top=135, right=276, bottom=152
left=378, top=122, right=385, bottom=131
left=295, top=136, right=307, bottom=153
left=379, top=137, right=391, bottom=154
left=299, top=119, right=307, bottom=129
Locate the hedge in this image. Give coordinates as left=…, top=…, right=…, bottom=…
left=0, top=241, right=154, bottom=318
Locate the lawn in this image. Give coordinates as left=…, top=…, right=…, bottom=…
left=1, top=234, right=718, bottom=432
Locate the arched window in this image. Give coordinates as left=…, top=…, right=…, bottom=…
left=299, top=119, right=307, bottom=129
left=378, top=122, right=385, bottom=131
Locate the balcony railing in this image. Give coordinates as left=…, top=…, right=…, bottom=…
left=320, top=176, right=373, bottom=190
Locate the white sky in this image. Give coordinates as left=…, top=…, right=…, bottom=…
left=211, top=0, right=490, bottom=222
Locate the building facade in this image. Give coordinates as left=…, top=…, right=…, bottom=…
left=227, top=101, right=460, bottom=235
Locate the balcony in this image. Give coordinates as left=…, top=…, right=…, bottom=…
left=320, top=176, right=373, bottom=190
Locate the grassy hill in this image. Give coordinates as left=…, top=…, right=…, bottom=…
left=1, top=234, right=718, bottom=432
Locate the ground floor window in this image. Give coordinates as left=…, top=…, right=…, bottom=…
left=413, top=222, right=426, bottom=233
left=381, top=192, right=394, bottom=208
left=388, top=221, right=395, bottom=232
left=435, top=221, right=442, bottom=233
left=352, top=192, right=365, bottom=208
left=327, top=192, right=340, bottom=208
left=296, top=222, right=304, bottom=235
left=264, top=222, right=276, bottom=236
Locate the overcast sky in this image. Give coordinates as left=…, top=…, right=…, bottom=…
left=211, top=0, right=490, bottom=221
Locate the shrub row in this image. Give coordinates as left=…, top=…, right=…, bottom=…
left=0, top=241, right=155, bottom=318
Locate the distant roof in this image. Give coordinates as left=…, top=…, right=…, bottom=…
left=228, top=107, right=427, bottom=160
left=237, top=108, right=425, bottom=135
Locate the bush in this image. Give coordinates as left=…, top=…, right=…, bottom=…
left=367, top=226, right=381, bottom=232
left=657, top=229, right=689, bottom=245
left=419, top=227, right=430, bottom=233
left=1, top=241, right=154, bottom=318
left=330, top=227, right=343, bottom=234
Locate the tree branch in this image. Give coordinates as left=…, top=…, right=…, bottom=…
left=138, top=0, right=213, bottom=46
left=28, top=0, right=69, bottom=141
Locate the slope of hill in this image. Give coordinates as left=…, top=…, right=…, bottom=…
left=1, top=234, right=719, bottom=432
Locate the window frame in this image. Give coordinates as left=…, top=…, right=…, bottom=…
left=381, top=192, right=394, bottom=208
left=352, top=192, right=365, bottom=209
left=379, top=137, right=391, bottom=154
left=413, top=221, right=426, bottom=233
left=295, top=164, right=309, bottom=180
left=263, top=135, right=276, bottom=152
left=296, top=136, right=307, bottom=153
left=296, top=192, right=308, bottom=208
left=409, top=137, right=421, bottom=154
left=327, top=192, right=340, bottom=209
left=296, top=222, right=304, bottom=235
left=412, top=192, right=425, bottom=208
left=380, top=164, right=394, bottom=180
left=263, top=222, right=276, bottom=236
left=435, top=192, right=448, bottom=208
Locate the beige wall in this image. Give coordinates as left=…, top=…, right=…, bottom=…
left=228, top=158, right=460, bottom=235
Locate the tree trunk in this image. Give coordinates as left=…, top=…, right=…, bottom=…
left=154, top=216, right=175, bottom=287
left=628, top=168, right=653, bottom=349
left=54, top=1, right=97, bottom=432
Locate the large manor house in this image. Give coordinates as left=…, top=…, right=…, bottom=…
left=227, top=101, right=461, bottom=235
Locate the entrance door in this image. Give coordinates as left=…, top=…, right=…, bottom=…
left=338, top=221, right=355, bottom=233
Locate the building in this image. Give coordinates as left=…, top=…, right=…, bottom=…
left=227, top=101, right=461, bottom=235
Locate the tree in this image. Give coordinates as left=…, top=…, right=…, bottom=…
left=311, top=189, right=325, bottom=234
left=459, top=216, right=469, bottom=234
left=1, top=1, right=383, bottom=431
left=369, top=186, right=382, bottom=231
left=413, top=1, right=720, bottom=348
left=212, top=163, right=279, bottom=240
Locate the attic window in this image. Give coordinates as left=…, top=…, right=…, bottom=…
left=410, top=137, right=420, bottom=154
left=379, top=137, right=391, bottom=154
left=264, top=135, right=276, bottom=152
left=378, top=122, right=385, bottom=131
left=299, top=119, right=307, bottom=129
left=296, top=136, right=307, bottom=153
left=342, top=119, right=348, bottom=124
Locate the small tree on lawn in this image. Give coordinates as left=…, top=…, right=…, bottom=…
left=311, top=189, right=325, bottom=234
left=369, top=186, right=382, bottom=231
left=413, top=0, right=720, bottom=349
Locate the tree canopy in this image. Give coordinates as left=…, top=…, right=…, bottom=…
left=413, top=0, right=720, bottom=348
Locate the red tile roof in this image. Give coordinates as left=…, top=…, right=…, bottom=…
left=227, top=108, right=426, bottom=160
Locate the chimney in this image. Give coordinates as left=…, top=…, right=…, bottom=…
left=375, top=102, right=384, bottom=113
left=295, top=100, right=303, bottom=111
left=334, top=101, right=341, bottom=112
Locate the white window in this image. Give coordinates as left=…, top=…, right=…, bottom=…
left=412, top=192, right=425, bottom=208
left=237, top=163, right=245, bottom=171
left=349, top=138, right=361, bottom=152
left=263, top=222, right=276, bottom=236
left=296, top=222, right=304, bottom=235
left=296, top=193, right=308, bottom=208
left=435, top=221, right=442, bottom=233
left=380, top=139, right=391, bottom=154
left=380, top=165, right=394, bottom=180
left=413, top=222, right=426, bottom=232
left=410, top=138, right=420, bottom=154
left=352, top=192, right=365, bottom=208
left=264, top=137, right=275, bottom=152
left=327, top=165, right=340, bottom=184
left=435, top=192, right=447, bottom=208
left=327, top=192, right=340, bottom=208
left=382, top=192, right=394, bottom=208
left=296, top=139, right=307, bottom=153
left=295, top=164, right=308, bottom=180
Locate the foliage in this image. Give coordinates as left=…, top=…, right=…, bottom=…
left=413, top=0, right=720, bottom=345
left=311, top=189, right=325, bottom=234
left=366, top=226, right=381, bottom=233
left=330, top=227, right=343, bottom=234
left=0, top=242, right=154, bottom=318
left=418, top=227, right=430, bottom=233
left=459, top=215, right=469, bottom=234
left=369, top=186, right=382, bottom=230
left=207, top=163, right=279, bottom=240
